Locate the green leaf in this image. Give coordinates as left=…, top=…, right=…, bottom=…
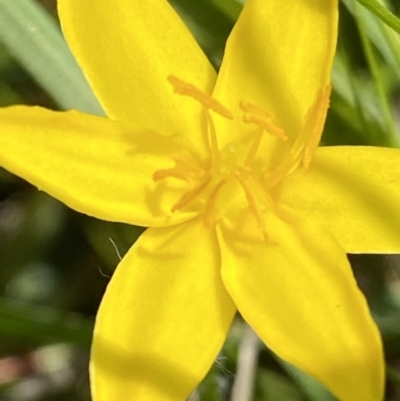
left=352, top=0, right=398, bottom=145
left=355, top=0, right=400, bottom=35
left=386, top=364, right=400, bottom=388
left=275, top=357, right=337, bottom=401
left=343, top=0, right=400, bottom=80
left=206, top=0, right=241, bottom=21
left=0, top=297, right=93, bottom=348
left=0, top=0, right=103, bottom=114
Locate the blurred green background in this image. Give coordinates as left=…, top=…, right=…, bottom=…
left=1, top=0, right=400, bottom=400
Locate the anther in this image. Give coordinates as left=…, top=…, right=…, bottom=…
left=301, top=85, right=331, bottom=171
left=240, top=101, right=287, bottom=141
left=240, top=102, right=274, bottom=118
left=167, top=75, right=233, bottom=119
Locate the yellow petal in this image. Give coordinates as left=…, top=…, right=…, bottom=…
left=213, top=0, right=337, bottom=147
left=0, top=106, right=197, bottom=227
left=281, top=146, right=400, bottom=253
left=58, top=0, right=216, bottom=159
left=218, top=210, right=383, bottom=401
left=91, top=218, right=236, bottom=401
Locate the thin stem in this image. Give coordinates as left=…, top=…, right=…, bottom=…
left=230, top=325, right=259, bottom=401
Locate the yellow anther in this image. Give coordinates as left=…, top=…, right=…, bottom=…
left=301, top=85, right=331, bottom=171
left=243, top=114, right=287, bottom=141
left=240, top=101, right=274, bottom=118
left=167, top=75, right=233, bottom=119
left=240, top=101, right=287, bottom=141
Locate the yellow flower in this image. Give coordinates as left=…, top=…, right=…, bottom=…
left=1, top=0, right=400, bottom=400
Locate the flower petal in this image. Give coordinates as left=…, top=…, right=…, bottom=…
left=58, top=0, right=216, bottom=158
left=213, top=0, right=337, bottom=146
left=218, top=210, right=383, bottom=401
left=0, top=106, right=198, bottom=227
left=280, top=146, right=400, bottom=253
left=91, top=218, right=236, bottom=401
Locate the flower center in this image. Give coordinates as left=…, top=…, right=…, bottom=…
left=154, top=76, right=330, bottom=240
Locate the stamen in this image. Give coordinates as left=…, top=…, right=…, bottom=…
left=240, top=101, right=287, bottom=141
left=203, top=180, right=226, bottom=227
left=171, top=177, right=211, bottom=212
left=245, top=130, right=263, bottom=166
left=168, top=75, right=233, bottom=119
left=173, top=157, right=205, bottom=177
left=301, top=85, right=331, bottom=171
left=235, top=168, right=274, bottom=242
left=240, top=102, right=274, bottom=118
left=153, top=169, right=190, bottom=183
left=263, top=157, right=294, bottom=190
left=153, top=157, right=205, bottom=183
left=243, top=114, right=287, bottom=141
left=206, top=112, right=220, bottom=175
